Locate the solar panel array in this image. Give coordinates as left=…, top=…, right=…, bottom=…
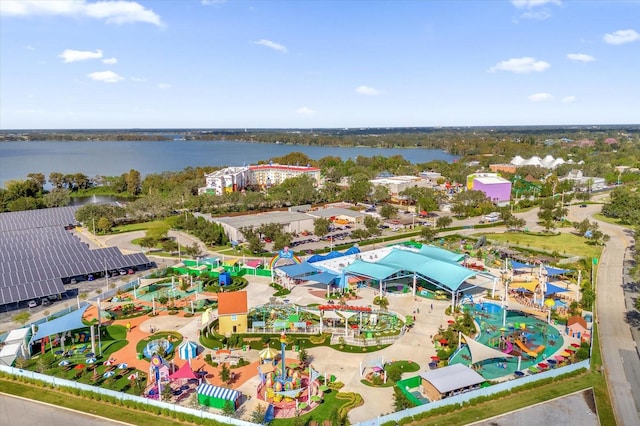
left=0, top=206, right=151, bottom=306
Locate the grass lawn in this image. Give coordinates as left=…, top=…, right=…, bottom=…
left=480, top=231, right=602, bottom=259
left=592, top=213, right=625, bottom=226
left=270, top=389, right=351, bottom=426
left=113, top=220, right=170, bottom=234
left=0, top=378, right=227, bottom=426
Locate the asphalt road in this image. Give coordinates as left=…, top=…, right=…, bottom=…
left=593, top=213, right=640, bottom=425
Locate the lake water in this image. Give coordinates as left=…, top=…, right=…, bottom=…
left=0, top=140, right=457, bottom=185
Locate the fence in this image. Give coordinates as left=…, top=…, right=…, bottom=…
left=0, top=364, right=258, bottom=426
left=353, top=359, right=591, bottom=426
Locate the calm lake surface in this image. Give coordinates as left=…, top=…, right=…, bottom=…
left=0, top=140, right=457, bottom=185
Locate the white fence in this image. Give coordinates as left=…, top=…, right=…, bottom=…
left=353, top=359, right=591, bottom=426
left=0, top=365, right=258, bottom=426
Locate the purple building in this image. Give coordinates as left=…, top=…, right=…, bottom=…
left=472, top=175, right=512, bottom=204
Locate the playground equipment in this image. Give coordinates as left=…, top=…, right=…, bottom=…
left=502, top=341, right=513, bottom=354
left=514, top=339, right=545, bottom=358
left=143, top=338, right=174, bottom=359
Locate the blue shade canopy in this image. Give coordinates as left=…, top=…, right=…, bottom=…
left=30, top=304, right=89, bottom=343
left=277, top=262, right=318, bottom=277
left=545, top=282, right=570, bottom=296
left=510, top=260, right=536, bottom=270
left=305, top=271, right=339, bottom=285
left=307, top=245, right=360, bottom=263
left=545, top=266, right=572, bottom=276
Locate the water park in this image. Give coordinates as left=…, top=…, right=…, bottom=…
left=448, top=301, right=565, bottom=380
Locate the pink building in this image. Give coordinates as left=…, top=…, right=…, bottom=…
left=471, top=174, right=512, bottom=204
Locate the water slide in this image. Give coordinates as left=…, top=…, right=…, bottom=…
left=514, top=339, right=537, bottom=357
left=502, top=341, right=513, bottom=354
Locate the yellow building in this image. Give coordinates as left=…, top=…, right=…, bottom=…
left=217, top=291, right=248, bottom=336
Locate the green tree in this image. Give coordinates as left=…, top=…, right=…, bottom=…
left=96, top=216, right=113, bottom=234
left=350, top=228, right=370, bottom=241
left=220, top=363, right=231, bottom=384
left=436, top=215, right=453, bottom=229
left=364, top=215, right=381, bottom=236
left=249, top=404, right=267, bottom=424
left=297, top=346, right=309, bottom=367
left=380, top=204, right=398, bottom=219
left=420, top=225, right=438, bottom=242
left=43, top=188, right=71, bottom=208
left=393, top=386, right=415, bottom=411
left=313, top=217, right=331, bottom=238
left=124, top=169, right=142, bottom=195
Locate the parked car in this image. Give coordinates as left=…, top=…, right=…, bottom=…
left=28, top=300, right=38, bottom=308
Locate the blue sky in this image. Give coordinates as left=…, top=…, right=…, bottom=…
left=1, top=0, right=639, bottom=129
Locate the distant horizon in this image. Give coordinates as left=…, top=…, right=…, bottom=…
left=2, top=123, right=640, bottom=133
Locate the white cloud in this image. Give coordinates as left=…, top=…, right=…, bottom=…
left=102, top=57, right=118, bottom=64
left=528, top=92, right=553, bottom=102
left=511, top=0, right=561, bottom=8
left=24, top=45, right=35, bottom=51
left=519, top=10, right=551, bottom=20
left=603, top=29, right=640, bottom=45
left=131, top=76, right=147, bottom=82
left=355, top=85, right=380, bottom=95
left=567, top=53, right=595, bottom=62
left=201, top=0, right=227, bottom=4
left=0, top=0, right=163, bottom=27
left=489, top=57, right=550, bottom=74
left=562, top=96, right=576, bottom=103
left=87, top=70, right=124, bottom=83
left=158, top=83, right=171, bottom=89
left=59, top=49, right=103, bottom=63
left=296, top=107, right=316, bottom=115
left=254, top=39, right=288, bottom=53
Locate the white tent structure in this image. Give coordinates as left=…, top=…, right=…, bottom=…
left=461, top=333, right=514, bottom=364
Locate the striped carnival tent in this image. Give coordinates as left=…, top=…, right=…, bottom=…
left=196, top=383, right=240, bottom=410
left=178, top=340, right=199, bottom=363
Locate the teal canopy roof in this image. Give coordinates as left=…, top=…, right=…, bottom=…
left=343, top=247, right=476, bottom=292
left=418, top=245, right=466, bottom=263
left=343, top=259, right=400, bottom=281
left=379, top=250, right=476, bottom=292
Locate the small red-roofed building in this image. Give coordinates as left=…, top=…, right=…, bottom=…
left=217, top=291, right=248, bottom=335
left=566, top=315, right=590, bottom=342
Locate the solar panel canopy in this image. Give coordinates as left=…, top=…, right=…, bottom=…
left=0, top=206, right=151, bottom=306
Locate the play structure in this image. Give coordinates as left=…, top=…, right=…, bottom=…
left=143, top=338, right=174, bottom=359
left=448, top=302, right=563, bottom=380
left=256, top=332, right=323, bottom=418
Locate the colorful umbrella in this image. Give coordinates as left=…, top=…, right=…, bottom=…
left=514, top=370, right=525, bottom=377
left=439, top=339, right=448, bottom=344
left=560, top=351, right=571, bottom=357
left=447, top=320, right=455, bottom=324
left=544, top=299, right=556, bottom=307
left=538, top=362, right=548, bottom=369
left=318, top=384, right=329, bottom=392
left=86, top=358, right=97, bottom=364
left=570, top=343, right=580, bottom=348
left=104, top=359, right=114, bottom=366
left=259, top=347, right=279, bottom=360
left=118, top=363, right=128, bottom=369
left=310, top=395, right=322, bottom=403
left=74, top=364, right=85, bottom=370
left=59, top=360, right=70, bottom=366
left=103, top=371, right=115, bottom=378
left=298, top=402, right=308, bottom=410
left=128, top=373, right=139, bottom=380
left=554, top=355, right=565, bottom=361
